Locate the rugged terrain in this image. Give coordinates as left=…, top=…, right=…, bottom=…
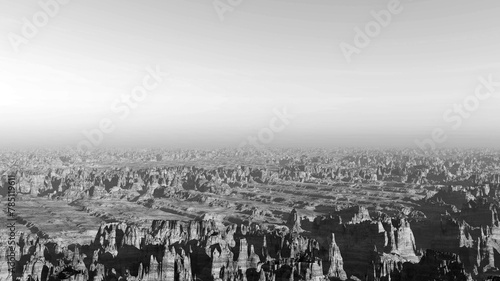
left=1, top=148, right=500, bottom=280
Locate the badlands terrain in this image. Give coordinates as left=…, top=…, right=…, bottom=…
left=1, top=147, right=500, bottom=281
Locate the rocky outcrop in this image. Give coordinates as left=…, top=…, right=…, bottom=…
left=6, top=216, right=353, bottom=281
left=6, top=148, right=500, bottom=280
left=327, top=233, right=347, bottom=280
left=286, top=208, right=304, bottom=233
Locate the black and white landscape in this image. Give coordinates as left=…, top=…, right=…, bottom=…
left=1, top=1, right=500, bottom=280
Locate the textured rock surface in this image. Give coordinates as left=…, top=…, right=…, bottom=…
left=3, top=148, right=500, bottom=280
left=327, top=234, right=347, bottom=280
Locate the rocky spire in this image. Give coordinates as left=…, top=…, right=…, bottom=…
left=237, top=238, right=249, bottom=274
left=286, top=208, right=304, bottom=233
left=327, top=233, right=347, bottom=280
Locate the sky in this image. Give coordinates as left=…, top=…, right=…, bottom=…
left=1, top=0, right=500, bottom=150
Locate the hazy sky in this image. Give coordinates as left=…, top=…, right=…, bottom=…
left=1, top=0, right=500, bottom=149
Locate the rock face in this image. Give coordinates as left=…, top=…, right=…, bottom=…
left=399, top=250, right=471, bottom=281
left=2, top=206, right=429, bottom=281
left=327, top=234, right=347, bottom=280
left=286, top=208, right=304, bottom=233
left=7, top=215, right=346, bottom=281
left=2, top=206, right=425, bottom=281
left=386, top=218, right=417, bottom=257
left=6, top=147, right=500, bottom=280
